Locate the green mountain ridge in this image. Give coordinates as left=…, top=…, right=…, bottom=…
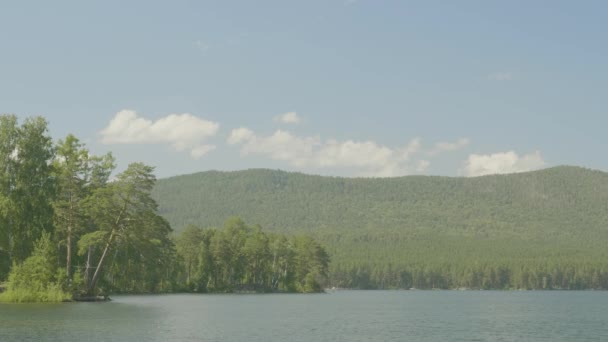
left=153, top=165, right=608, bottom=236
left=152, top=165, right=608, bottom=289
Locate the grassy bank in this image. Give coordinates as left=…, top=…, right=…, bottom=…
left=0, top=285, right=72, bottom=303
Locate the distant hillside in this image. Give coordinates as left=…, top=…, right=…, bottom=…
left=153, top=166, right=608, bottom=238
left=152, top=166, right=608, bottom=289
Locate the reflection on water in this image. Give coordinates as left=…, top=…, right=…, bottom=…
left=1, top=291, right=608, bottom=341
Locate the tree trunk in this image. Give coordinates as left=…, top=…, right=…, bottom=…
left=86, top=201, right=127, bottom=295
left=66, top=229, right=72, bottom=278
left=7, top=230, right=12, bottom=267
left=86, top=230, right=115, bottom=295
left=187, top=260, right=191, bottom=285
left=85, top=245, right=92, bottom=287
left=66, top=196, right=74, bottom=279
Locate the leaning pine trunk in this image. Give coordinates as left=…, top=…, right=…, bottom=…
left=84, top=246, right=93, bottom=287
left=86, top=230, right=115, bottom=295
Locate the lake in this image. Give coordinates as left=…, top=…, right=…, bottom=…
left=1, top=290, right=607, bottom=341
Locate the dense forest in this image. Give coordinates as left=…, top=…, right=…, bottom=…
left=175, top=219, right=329, bottom=293
left=0, top=115, right=328, bottom=302
left=3, top=114, right=608, bottom=299
left=153, top=167, right=608, bottom=290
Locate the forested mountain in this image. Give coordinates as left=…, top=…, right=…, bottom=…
left=153, top=167, right=608, bottom=290
left=153, top=166, right=608, bottom=238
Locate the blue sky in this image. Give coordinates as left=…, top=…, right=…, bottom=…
left=1, top=0, right=606, bottom=178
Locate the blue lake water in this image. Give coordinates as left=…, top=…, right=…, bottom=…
left=1, top=290, right=607, bottom=341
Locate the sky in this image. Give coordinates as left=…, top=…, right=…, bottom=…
left=1, top=0, right=607, bottom=178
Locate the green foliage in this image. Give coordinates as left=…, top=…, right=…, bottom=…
left=53, top=134, right=93, bottom=279
left=80, top=162, right=175, bottom=296
left=153, top=167, right=608, bottom=290
left=77, top=231, right=109, bottom=256
left=10, top=117, right=56, bottom=262
left=0, top=120, right=176, bottom=299
left=0, top=232, right=71, bottom=302
left=0, top=284, right=72, bottom=303
left=176, top=225, right=205, bottom=289
left=0, top=115, right=55, bottom=269
left=175, top=218, right=329, bottom=293
left=50, top=133, right=116, bottom=293
left=153, top=167, right=608, bottom=239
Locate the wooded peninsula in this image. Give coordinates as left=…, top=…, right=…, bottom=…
left=0, top=115, right=329, bottom=302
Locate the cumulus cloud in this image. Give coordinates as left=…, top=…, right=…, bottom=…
left=227, top=127, right=256, bottom=145
left=229, top=129, right=321, bottom=165
left=100, top=110, right=219, bottom=159
left=464, top=151, right=545, bottom=177
left=429, top=138, right=470, bottom=156
left=190, top=145, right=216, bottom=159
left=228, top=128, right=425, bottom=177
left=274, top=112, right=302, bottom=124
left=488, top=71, right=514, bottom=81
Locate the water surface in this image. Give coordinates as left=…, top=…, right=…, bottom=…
left=1, top=291, right=607, bottom=341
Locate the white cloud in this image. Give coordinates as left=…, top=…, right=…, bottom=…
left=234, top=129, right=321, bottom=165
left=100, top=110, right=219, bottom=159
left=228, top=127, right=256, bottom=145
left=274, top=112, right=302, bottom=124
left=488, top=72, right=514, bottom=81
left=429, top=138, right=470, bottom=156
left=227, top=127, right=425, bottom=177
left=464, top=151, right=545, bottom=177
left=190, top=145, right=216, bottom=159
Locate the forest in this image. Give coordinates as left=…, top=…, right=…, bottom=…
left=0, top=115, right=329, bottom=302
left=152, top=167, right=608, bottom=290
left=4, top=114, right=608, bottom=301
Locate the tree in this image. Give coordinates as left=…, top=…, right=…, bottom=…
left=0, top=116, right=55, bottom=267
left=175, top=225, right=204, bottom=289
left=209, top=217, right=248, bottom=291
left=269, top=234, right=295, bottom=291
left=293, top=235, right=330, bottom=292
left=53, top=135, right=88, bottom=279
left=196, top=229, right=217, bottom=292
left=0, top=115, right=19, bottom=278
left=53, top=134, right=115, bottom=281
left=79, top=162, right=172, bottom=296
left=13, top=117, right=56, bottom=262
left=243, top=225, right=270, bottom=290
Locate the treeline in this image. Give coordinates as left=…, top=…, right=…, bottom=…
left=329, top=262, right=608, bottom=290
left=0, top=115, right=329, bottom=302
left=331, top=261, right=608, bottom=290
left=152, top=168, right=608, bottom=291
left=324, top=234, right=608, bottom=290
left=173, top=218, right=329, bottom=293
